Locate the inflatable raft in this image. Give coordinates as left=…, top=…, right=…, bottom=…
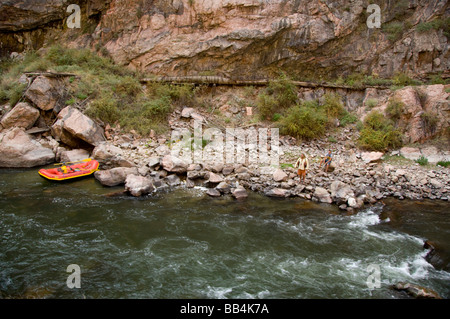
left=38, top=159, right=99, bottom=181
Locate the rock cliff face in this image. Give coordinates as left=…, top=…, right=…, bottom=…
left=1, top=0, right=448, bottom=80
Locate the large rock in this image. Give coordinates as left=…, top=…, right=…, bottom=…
left=361, top=151, right=384, bottom=164
left=24, top=76, right=62, bottom=111
left=124, top=174, right=154, bottom=197
left=399, top=147, right=422, bottom=161
left=216, top=181, right=231, bottom=194
left=330, top=180, right=354, bottom=204
left=160, top=155, right=188, bottom=173
left=94, top=167, right=139, bottom=187
left=207, top=172, right=223, bottom=184
left=206, top=188, right=221, bottom=197
left=273, top=169, right=288, bottom=182
left=0, top=127, right=54, bottom=167
left=392, top=282, right=441, bottom=299
left=265, top=188, right=289, bottom=198
left=232, top=187, right=248, bottom=200
left=59, top=149, right=90, bottom=163
left=0, top=102, right=39, bottom=129
left=52, top=106, right=105, bottom=147
left=313, top=187, right=332, bottom=204
left=91, top=141, right=134, bottom=168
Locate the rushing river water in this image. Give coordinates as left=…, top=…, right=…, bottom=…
left=0, top=168, right=449, bottom=299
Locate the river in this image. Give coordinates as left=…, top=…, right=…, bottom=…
left=0, top=168, right=449, bottom=299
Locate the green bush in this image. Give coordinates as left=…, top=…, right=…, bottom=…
left=416, top=17, right=450, bottom=37
left=415, top=156, right=428, bottom=166
left=358, top=110, right=403, bottom=151
left=392, top=72, right=421, bottom=87
left=382, top=21, right=405, bottom=41
left=339, top=112, right=358, bottom=127
left=436, top=161, right=450, bottom=168
left=278, top=103, right=327, bottom=140
left=385, top=98, right=404, bottom=119
left=257, top=73, right=297, bottom=120
left=365, top=98, right=378, bottom=109
left=322, top=93, right=345, bottom=120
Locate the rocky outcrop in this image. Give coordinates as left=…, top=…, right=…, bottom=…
left=24, top=76, right=64, bottom=112
left=392, top=282, right=442, bottom=299
left=95, top=167, right=139, bottom=186
left=0, top=127, right=54, bottom=167
left=124, top=174, right=154, bottom=196
left=91, top=142, right=134, bottom=168
left=0, top=102, right=39, bottom=129
left=52, top=106, right=105, bottom=148
left=160, top=155, right=188, bottom=173
left=1, top=1, right=448, bottom=80
left=59, top=149, right=90, bottom=163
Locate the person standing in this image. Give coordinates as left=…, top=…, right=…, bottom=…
left=294, top=153, right=309, bottom=183
left=320, top=150, right=333, bottom=172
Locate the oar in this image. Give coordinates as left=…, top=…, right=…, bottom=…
left=53, top=158, right=92, bottom=166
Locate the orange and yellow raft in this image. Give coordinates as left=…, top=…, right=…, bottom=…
left=38, top=159, right=99, bottom=181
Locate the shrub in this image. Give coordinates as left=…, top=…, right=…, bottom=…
left=365, top=98, right=378, bottom=109
left=382, top=21, right=405, bottom=41
left=257, top=73, right=297, bottom=120
left=392, top=72, right=421, bottom=87
left=415, top=156, right=428, bottom=166
left=420, top=111, right=438, bottom=135
left=85, top=93, right=120, bottom=124
left=321, top=93, right=345, bottom=120
left=416, top=17, right=450, bottom=36
left=256, top=93, right=278, bottom=120
left=278, top=103, right=327, bottom=140
left=437, top=161, right=450, bottom=168
left=358, top=110, right=403, bottom=151
left=339, top=112, right=358, bottom=127
left=385, top=98, right=404, bottom=119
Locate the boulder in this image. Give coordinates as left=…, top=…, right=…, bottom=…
left=24, top=76, right=62, bottom=111
left=181, top=107, right=195, bottom=118
left=216, top=181, right=231, bottom=194
left=52, top=107, right=105, bottom=147
left=207, top=172, right=223, bottom=184
left=347, top=197, right=360, bottom=209
left=392, top=282, right=441, bottom=299
left=265, top=188, right=289, bottom=198
left=313, top=187, right=332, bottom=204
left=165, top=174, right=181, bottom=186
left=0, top=102, right=39, bottom=129
left=0, top=128, right=54, bottom=167
left=124, top=174, right=154, bottom=197
left=330, top=180, right=354, bottom=204
left=94, top=167, right=138, bottom=187
left=206, top=188, right=221, bottom=197
left=160, top=155, right=188, bottom=173
left=91, top=142, right=133, bottom=168
left=399, top=147, right=422, bottom=161
left=222, top=166, right=234, bottom=175
left=232, top=187, right=248, bottom=200
left=148, top=156, right=160, bottom=168
left=59, top=149, right=90, bottom=163
left=273, top=168, right=288, bottom=182
left=187, top=170, right=206, bottom=179
left=361, top=151, right=384, bottom=164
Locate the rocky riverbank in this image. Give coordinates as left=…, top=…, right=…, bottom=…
left=87, top=123, right=450, bottom=214
left=1, top=74, right=449, bottom=212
